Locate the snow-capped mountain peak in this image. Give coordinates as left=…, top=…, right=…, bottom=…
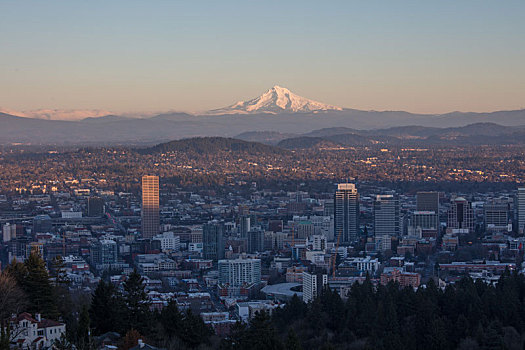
left=209, top=85, right=343, bottom=114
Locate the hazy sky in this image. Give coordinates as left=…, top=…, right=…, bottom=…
left=1, top=0, right=524, bottom=114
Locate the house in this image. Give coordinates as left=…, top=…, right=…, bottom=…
left=8, top=313, right=66, bottom=349
left=129, top=339, right=165, bottom=350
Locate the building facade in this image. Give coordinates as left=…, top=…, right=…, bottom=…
left=203, top=222, right=225, bottom=261
left=218, top=258, right=261, bottom=286
left=141, top=175, right=159, bottom=239
left=302, top=271, right=328, bottom=303
left=334, top=183, right=359, bottom=244
left=374, top=194, right=400, bottom=251
left=517, top=188, right=525, bottom=234
left=447, top=197, right=474, bottom=233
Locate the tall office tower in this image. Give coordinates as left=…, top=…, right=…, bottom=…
left=334, top=183, right=359, bottom=243
left=203, top=222, right=225, bottom=261
left=218, top=258, right=261, bottom=286
left=2, top=223, right=17, bottom=242
left=416, top=191, right=440, bottom=230
left=141, top=175, right=159, bottom=239
left=87, top=196, right=105, bottom=217
left=484, top=201, right=510, bottom=232
left=239, top=216, right=251, bottom=239
left=417, top=192, right=440, bottom=212
left=302, top=270, right=328, bottom=303
left=447, top=197, right=474, bottom=233
left=248, top=229, right=264, bottom=253
left=374, top=194, right=400, bottom=251
left=517, top=188, right=525, bottom=234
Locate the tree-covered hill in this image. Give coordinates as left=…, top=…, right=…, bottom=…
left=141, top=137, right=288, bottom=155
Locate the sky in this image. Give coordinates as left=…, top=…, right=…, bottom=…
left=1, top=0, right=524, bottom=114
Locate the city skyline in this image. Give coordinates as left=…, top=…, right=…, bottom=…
left=2, top=1, right=525, bottom=349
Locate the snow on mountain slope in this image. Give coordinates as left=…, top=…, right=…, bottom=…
left=209, top=85, right=343, bottom=114
left=0, top=108, right=113, bottom=121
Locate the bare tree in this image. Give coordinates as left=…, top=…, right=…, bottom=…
left=0, top=272, right=27, bottom=323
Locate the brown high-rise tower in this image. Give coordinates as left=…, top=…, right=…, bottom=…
left=142, top=175, right=159, bottom=238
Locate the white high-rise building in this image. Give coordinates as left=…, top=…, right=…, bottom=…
left=153, top=232, right=181, bottom=252
left=302, top=271, right=328, bottom=303
left=218, top=258, right=261, bottom=286
left=2, top=223, right=17, bottom=242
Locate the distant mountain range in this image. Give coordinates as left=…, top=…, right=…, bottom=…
left=1, top=86, right=525, bottom=145
left=237, top=122, right=525, bottom=149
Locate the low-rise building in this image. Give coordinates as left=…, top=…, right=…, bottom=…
left=8, top=313, right=66, bottom=349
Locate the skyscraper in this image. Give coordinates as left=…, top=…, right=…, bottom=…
left=334, top=183, right=359, bottom=244
left=414, top=191, right=440, bottom=238
left=203, top=221, right=225, bottom=261
left=239, top=216, right=250, bottom=239
left=484, top=201, right=510, bottom=232
left=447, top=197, right=474, bottom=233
left=248, top=228, right=264, bottom=253
left=517, top=188, right=525, bottom=234
left=374, top=194, right=400, bottom=251
left=302, top=270, right=328, bottom=303
left=141, top=175, right=159, bottom=239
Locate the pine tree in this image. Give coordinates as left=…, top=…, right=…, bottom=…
left=77, top=305, right=91, bottom=349
left=89, top=280, right=125, bottom=335
left=159, top=300, right=184, bottom=339
left=123, top=270, right=150, bottom=333
left=185, top=309, right=213, bottom=348
left=50, top=256, right=70, bottom=287
left=285, top=328, right=303, bottom=350
left=246, top=311, right=283, bottom=350
left=23, top=250, right=59, bottom=319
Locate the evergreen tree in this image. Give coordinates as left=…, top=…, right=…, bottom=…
left=89, top=280, right=125, bottom=335
left=50, top=256, right=70, bottom=287
left=77, top=305, right=91, bottom=349
left=245, top=311, right=283, bottom=350
left=23, top=250, right=59, bottom=319
left=123, top=270, right=151, bottom=333
left=285, top=328, right=302, bottom=350
left=159, top=300, right=184, bottom=340
left=180, top=309, right=213, bottom=348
